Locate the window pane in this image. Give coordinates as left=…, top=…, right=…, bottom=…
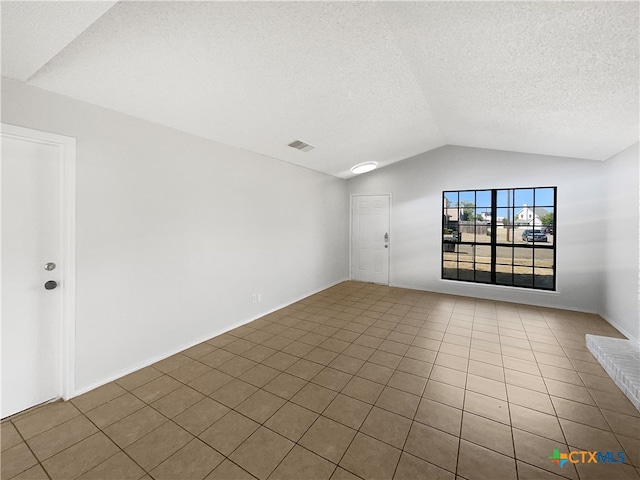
left=513, top=267, right=534, bottom=287
left=458, top=263, right=474, bottom=281
left=534, top=188, right=555, bottom=208
left=476, top=245, right=491, bottom=264
left=496, top=246, right=513, bottom=266
left=534, top=268, right=554, bottom=289
left=476, top=190, right=491, bottom=208
left=497, top=189, right=513, bottom=208
left=533, top=248, right=554, bottom=269
left=514, top=189, right=534, bottom=209
left=513, top=247, right=532, bottom=267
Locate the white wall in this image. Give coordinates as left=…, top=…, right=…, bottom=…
left=347, top=145, right=607, bottom=314
left=601, top=143, right=640, bottom=342
left=2, top=78, right=349, bottom=392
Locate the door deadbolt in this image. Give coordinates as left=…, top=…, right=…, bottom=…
left=44, top=280, right=58, bottom=290
left=44, top=262, right=56, bottom=271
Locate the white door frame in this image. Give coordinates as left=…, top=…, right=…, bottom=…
left=349, top=193, right=391, bottom=285
left=1, top=123, right=77, bottom=401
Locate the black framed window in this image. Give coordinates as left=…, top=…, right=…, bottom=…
left=442, top=187, right=556, bottom=290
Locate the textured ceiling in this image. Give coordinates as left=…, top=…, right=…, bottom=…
left=2, top=1, right=638, bottom=178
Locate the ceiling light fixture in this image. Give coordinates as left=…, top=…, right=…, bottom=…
left=351, top=162, right=377, bottom=174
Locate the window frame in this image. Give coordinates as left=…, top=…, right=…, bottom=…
left=442, top=187, right=557, bottom=291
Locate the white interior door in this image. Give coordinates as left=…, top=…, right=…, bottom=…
left=351, top=195, right=390, bottom=284
left=2, top=134, right=63, bottom=418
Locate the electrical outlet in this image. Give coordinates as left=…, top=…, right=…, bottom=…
left=252, top=294, right=257, bottom=303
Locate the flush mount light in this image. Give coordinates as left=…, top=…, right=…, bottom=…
left=351, top=162, right=377, bottom=174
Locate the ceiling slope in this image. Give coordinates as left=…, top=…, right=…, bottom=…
left=2, top=1, right=638, bottom=178
left=1, top=1, right=117, bottom=81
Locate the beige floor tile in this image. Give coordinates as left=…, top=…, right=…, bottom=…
left=323, top=394, right=371, bottom=430
left=223, top=338, right=257, bottom=355
left=544, top=378, right=595, bottom=405
left=199, top=410, right=259, bottom=455
left=151, top=385, right=205, bottom=418
left=387, top=370, right=427, bottom=396
left=116, top=367, right=163, bottom=390
left=467, top=360, right=504, bottom=382
left=42, top=432, right=119, bottom=480
left=588, top=388, right=640, bottom=417
left=378, top=339, right=410, bottom=356
left=243, top=344, right=278, bottom=362
left=601, top=409, right=640, bottom=439
left=236, top=389, right=286, bottom=424
left=84, top=392, right=145, bottom=429
left=1, top=422, right=23, bottom=452
left=429, top=365, right=467, bottom=388
left=11, top=464, right=50, bottom=480
left=299, top=416, right=357, bottom=463
left=13, top=401, right=81, bottom=440
left=71, top=382, right=127, bottom=413
left=199, top=349, right=236, bottom=368
left=27, top=414, right=99, bottom=461
left=305, top=347, right=340, bottom=366
left=506, top=384, right=555, bottom=415
left=503, top=369, right=547, bottom=393
left=396, top=357, right=433, bottom=378
left=342, top=343, right=375, bottom=361
left=468, top=349, right=502, bottom=367
left=312, top=367, right=353, bottom=392
left=342, top=376, right=385, bottom=404
left=577, top=371, right=617, bottom=392
left=210, top=379, right=259, bottom=408
left=285, top=358, right=325, bottom=380
left=516, top=460, right=574, bottom=480
left=172, top=397, right=230, bottom=435
left=461, top=411, right=514, bottom=457
left=414, top=398, right=462, bottom=436
left=466, top=374, right=507, bottom=401
left=375, top=386, right=420, bottom=419
left=77, top=451, right=145, bottom=480
left=360, top=406, right=412, bottom=449
left=435, top=352, right=469, bottom=372
left=393, top=452, right=454, bottom=480
left=154, top=354, right=192, bottom=373
left=618, top=434, right=640, bottom=467
left=404, top=422, right=458, bottom=473
left=329, top=355, right=366, bottom=375
left=182, top=342, right=216, bottom=360
left=550, top=396, right=610, bottom=431
left=573, top=459, right=640, bottom=480
left=268, top=445, right=335, bottom=480
left=319, top=337, right=351, bottom=354
left=150, top=438, right=223, bottom=480
left=188, top=369, right=234, bottom=395
left=230, top=427, right=294, bottom=480
left=103, top=406, right=166, bottom=448
left=291, top=383, right=338, bottom=413
left=534, top=352, right=574, bottom=370
left=559, top=418, right=623, bottom=452
left=1, top=442, right=38, bottom=480
left=509, top=403, right=565, bottom=443
left=125, top=421, right=193, bottom=471
left=423, top=380, right=465, bottom=410
left=457, top=440, right=517, bottom=480
left=356, top=362, right=395, bottom=384
left=339, top=432, right=401, bottom=480
left=464, top=391, right=510, bottom=425
left=263, top=372, right=307, bottom=399
left=218, top=356, right=258, bottom=377
left=131, top=375, right=182, bottom=404
left=205, top=459, right=256, bottom=480
left=502, top=357, right=540, bottom=376
left=265, top=402, right=318, bottom=441
left=512, top=429, right=578, bottom=480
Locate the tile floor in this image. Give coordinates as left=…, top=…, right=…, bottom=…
left=2, top=281, right=639, bottom=480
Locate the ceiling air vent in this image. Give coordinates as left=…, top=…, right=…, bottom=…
left=287, top=140, right=315, bottom=152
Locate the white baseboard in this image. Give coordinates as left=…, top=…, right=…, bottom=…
left=72, top=277, right=349, bottom=398
left=599, top=313, right=639, bottom=344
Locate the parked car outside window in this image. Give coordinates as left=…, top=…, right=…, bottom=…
left=522, top=229, right=547, bottom=242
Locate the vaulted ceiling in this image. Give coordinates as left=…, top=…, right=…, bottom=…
left=2, top=1, right=638, bottom=178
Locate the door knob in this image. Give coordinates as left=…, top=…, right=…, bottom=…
left=44, top=280, right=58, bottom=290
